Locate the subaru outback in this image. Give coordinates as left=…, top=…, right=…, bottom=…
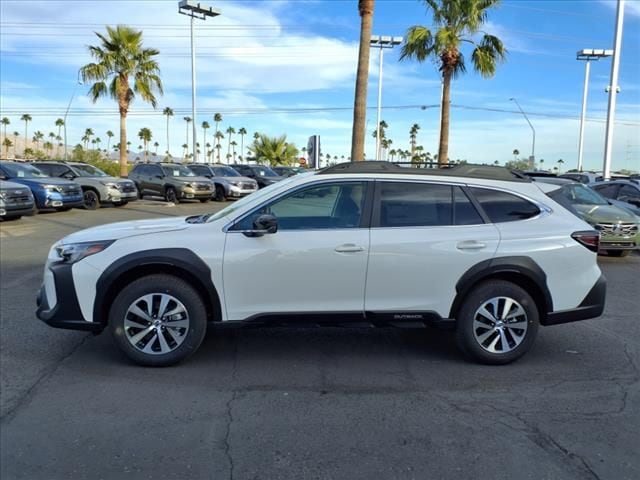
left=129, top=163, right=213, bottom=203
left=37, top=162, right=606, bottom=366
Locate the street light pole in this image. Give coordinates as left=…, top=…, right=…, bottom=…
left=603, top=0, right=625, bottom=181
left=510, top=97, right=535, bottom=168
left=370, top=35, right=402, bottom=161
left=576, top=49, right=613, bottom=172
left=63, top=70, right=83, bottom=161
left=178, top=0, right=221, bottom=164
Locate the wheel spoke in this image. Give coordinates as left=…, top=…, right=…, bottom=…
left=499, top=329, right=511, bottom=352
left=129, top=305, right=153, bottom=323
left=125, top=317, right=149, bottom=329
left=506, top=306, right=525, bottom=320
left=140, top=294, right=155, bottom=317
left=156, top=330, right=172, bottom=353
left=486, top=334, right=501, bottom=353
left=163, top=305, right=187, bottom=319
left=477, top=306, right=497, bottom=323
left=476, top=327, right=496, bottom=344
left=165, top=319, right=189, bottom=329
left=157, top=294, right=172, bottom=319
left=142, top=333, right=159, bottom=353
left=473, top=296, right=528, bottom=355
left=129, top=325, right=155, bottom=345
left=501, top=298, right=514, bottom=321
left=165, top=325, right=183, bottom=343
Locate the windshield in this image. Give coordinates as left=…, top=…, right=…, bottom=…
left=1, top=162, right=48, bottom=179
left=71, top=164, right=109, bottom=177
left=252, top=166, right=279, bottom=177
left=213, top=166, right=240, bottom=177
left=561, top=184, right=609, bottom=206
left=162, top=165, right=196, bottom=177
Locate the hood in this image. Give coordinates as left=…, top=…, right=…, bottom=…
left=225, top=176, right=256, bottom=184
left=59, top=216, right=191, bottom=244
left=11, top=177, right=78, bottom=187
left=0, top=179, right=32, bottom=191
left=573, top=203, right=637, bottom=224
left=171, top=176, right=212, bottom=184
left=261, top=175, right=284, bottom=183
left=608, top=199, right=640, bottom=217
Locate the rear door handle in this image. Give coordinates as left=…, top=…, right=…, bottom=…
left=456, top=241, right=487, bottom=251
left=335, top=243, right=365, bottom=253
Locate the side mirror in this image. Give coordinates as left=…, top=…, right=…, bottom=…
left=242, top=214, right=278, bottom=237
left=155, top=174, right=164, bottom=179
left=63, top=172, right=76, bottom=179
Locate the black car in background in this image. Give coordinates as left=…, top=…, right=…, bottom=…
left=231, top=164, right=284, bottom=189
left=591, top=180, right=640, bottom=216
left=271, top=166, right=306, bottom=177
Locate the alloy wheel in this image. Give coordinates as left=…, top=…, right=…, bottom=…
left=124, top=293, right=190, bottom=355
left=472, top=296, right=528, bottom=354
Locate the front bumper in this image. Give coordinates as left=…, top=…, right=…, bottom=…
left=39, top=193, right=84, bottom=209
left=0, top=205, right=35, bottom=217
left=227, top=186, right=258, bottom=198
left=181, top=189, right=214, bottom=199
left=36, top=262, right=103, bottom=333
left=544, top=274, right=606, bottom=326
left=106, top=188, right=138, bottom=203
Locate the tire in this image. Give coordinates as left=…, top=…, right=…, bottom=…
left=135, top=185, right=143, bottom=199
left=199, top=198, right=210, bottom=203
left=455, top=280, right=539, bottom=365
left=109, top=274, right=207, bottom=367
left=606, top=250, right=631, bottom=257
left=165, top=187, right=178, bottom=203
left=112, top=201, right=128, bottom=207
left=214, top=185, right=226, bottom=202
left=83, top=190, right=100, bottom=210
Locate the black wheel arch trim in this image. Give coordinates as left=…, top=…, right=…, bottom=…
left=93, top=248, right=222, bottom=327
left=450, top=256, right=554, bottom=321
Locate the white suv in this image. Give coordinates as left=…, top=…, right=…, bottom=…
left=37, top=163, right=606, bottom=366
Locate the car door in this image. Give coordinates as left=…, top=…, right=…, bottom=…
left=146, top=165, right=163, bottom=195
left=364, top=181, right=500, bottom=319
left=222, top=180, right=372, bottom=321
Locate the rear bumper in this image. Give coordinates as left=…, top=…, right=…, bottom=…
left=544, top=274, right=606, bottom=326
left=36, top=262, right=103, bottom=333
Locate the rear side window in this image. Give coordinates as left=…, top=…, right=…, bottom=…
left=378, top=182, right=452, bottom=227
left=592, top=183, right=619, bottom=198
left=454, top=187, right=484, bottom=225
left=470, top=188, right=540, bottom=223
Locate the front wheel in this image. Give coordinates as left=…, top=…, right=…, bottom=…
left=109, top=274, right=207, bottom=367
left=83, top=190, right=100, bottom=210
left=165, top=187, right=178, bottom=203
left=455, top=280, right=539, bottom=365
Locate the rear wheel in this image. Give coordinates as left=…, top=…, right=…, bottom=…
left=165, top=187, right=178, bottom=203
left=109, top=274, right=207, bottom=367
left=606, top=250, right=631, bottom=257
left=455, top=280, right=539, bottom=365
left=83, top=190, right=100, bottom=210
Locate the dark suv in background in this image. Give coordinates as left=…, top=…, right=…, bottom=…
left=0, top=179, right=35, bottom=220
left=33, top=161, right=137, bottom=210
left=231, top=164, right=284, bottom=189
left=129, top=163, right=214, bottom=203
left=186, top=163, right=258, bottom=201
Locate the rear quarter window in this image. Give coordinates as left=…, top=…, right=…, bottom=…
left=470, top=188, right=540, bottom=223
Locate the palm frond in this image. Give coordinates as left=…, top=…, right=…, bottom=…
left=400, top=26, right=434, bottom=62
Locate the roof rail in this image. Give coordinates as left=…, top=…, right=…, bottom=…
left=318, top=161, right=531, bottom=182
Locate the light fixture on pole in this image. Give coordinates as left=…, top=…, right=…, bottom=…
left=63, top=70, right=83, bottom=161
left=370, top=35, right=402, bottom=161
left=178, top=0, right=221, bottom=163
left=576, top=49, right=613, bottom=172
left=509, top=97, right=536, bottom=168
left=603, top=0, right=625, bottom=181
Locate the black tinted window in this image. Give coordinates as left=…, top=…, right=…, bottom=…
left=378, top=182, right=452, bottom=227
left=471, top=188, right=540, bottom=223
left=131, top=165, right=147, bottom=175
left=189, top=165, right=209, bottom=176
left=619, top=185, right=639, bottom=199
left=592, top=184, right=619, bottom=198
left=454, top=187, right=484, bottom=225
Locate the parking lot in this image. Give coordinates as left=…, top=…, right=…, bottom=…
left=1, top=202, right=639, bottom=480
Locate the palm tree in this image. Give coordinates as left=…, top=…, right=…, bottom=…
left=539, top=158, right=545, bottom=170
left=225, top=127, right=235, bottom=162
left=214, top=131, right=225, bottom=162
left=215, top=143, right=222, bottom=161
left=162, top=107, right=174, bottom=156
left=154, top=141, right=159, bottom=155
left=33, top=131, right=44, bottom=151
left=12, top=131, right=19, bottom=155
left=2, top=117, right=10, bottom=140
left=230, top=140, right=238, bottom=162
left=557, top=158, right=564, bottom=173
left=83, top=128, right=94, bottom=150
left=23, top=147, right=34, bottom=160
left=54, top=118, right=64, bottom=143
left=106, top=130, right=114, bottom=151
left=389, top=149, right=397, bottom=161
left=249, top=134, right=299, bottom=166
left=138, top=127, right=152, bottom=163
left=238, top=127, right=247, bottom=163
left=213, top=113, right=222, bottom=148
left=351, top=0, right=375, bottom=162
left=20, top=114, right=31, bottom=155
left=512, top=148, right=520, bottom=161
left=201, top=121, right=210, bottom=161
left=182, top=143, right=188, bottom=159
left=183, top=117, right=191, bottom=159
left=2, top=138, right=12, bottom=159
left=400, top=0, right=506, bottom=166
left=80, top=25, right=163, bottom=177
left=409, top=123, right=420, bottom=160
left=95, top=137, right=102, bottom=153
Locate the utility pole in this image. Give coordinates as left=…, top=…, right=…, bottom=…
left=510, top=98, right=535, bottom=168
left=603, top=0, right=625, bottom=180
left=63, top=71, right=83, bottom=161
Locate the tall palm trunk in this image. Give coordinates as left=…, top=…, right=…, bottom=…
left=202, top=128, right=207, bottom=162
left=23, top=122, right=28, bottom=155
left=240, top=135, right=244, bottom=163
left=438, top=70, right=452, bottom=166
left=166, top=117, right=170, bottom=156
left=118, top=76, right=129, bottom=177
left=350, top=0, right=374, bottom=162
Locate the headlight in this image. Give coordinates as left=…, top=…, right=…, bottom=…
left=100, top=181, right=119, bottom=189
left=184, top=183, right=193, bottom=188
left=0, top=192, right=6, bottom=200
left=43, top=185, right=62, bottom=193
left=55, top=240, right=114, bottom=264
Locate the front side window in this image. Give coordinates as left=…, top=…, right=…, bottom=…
left=471, top=188, right=540, bottom=223
left=0, top=162, right=48, bottom=178
left=72, top=164, right=108, bottom=177
left=188, top=165, right=210, bottom=176
left=619, top=185, right=640, bottom=200
left=213, top=166, right=240, bottom=177
left=232, top=182, right=367, bottom=231
left=378, top=182, right=452, bottom=227
left=561, top=184, right=608, bottom=206
left=162, top=165, right=195, bottom=177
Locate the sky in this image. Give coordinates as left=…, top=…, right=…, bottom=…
left=0, top=0, right=639, bottom=172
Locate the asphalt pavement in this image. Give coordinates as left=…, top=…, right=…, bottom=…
left=0, top=201, right=638, bottom=480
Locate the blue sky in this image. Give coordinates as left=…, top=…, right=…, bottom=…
left=0, top=0, right=639, bottom=171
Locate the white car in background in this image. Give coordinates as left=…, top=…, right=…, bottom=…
left=37, top=163, right=606, bottom=366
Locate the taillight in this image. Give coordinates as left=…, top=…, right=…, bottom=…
left=572, top=230, right=600, bottom=252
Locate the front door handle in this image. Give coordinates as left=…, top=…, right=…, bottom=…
left=456, top=240, right=487, bottom=251
left=335, top=243, right=365, bottom=253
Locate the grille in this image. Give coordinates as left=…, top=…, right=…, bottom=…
left=119, top=182, right=136, bottom=193
left=5, top=190, right=32, bottom=205
left=595, top=223, right=638, bottom=237
left=60, top=185, right=81, bottom=195
left=239, top=182, right=256, bottom=189
left=195, top=183, right=212, bottom=191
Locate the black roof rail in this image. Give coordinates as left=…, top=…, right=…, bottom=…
left=318, top=161, right=531, bottom=182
